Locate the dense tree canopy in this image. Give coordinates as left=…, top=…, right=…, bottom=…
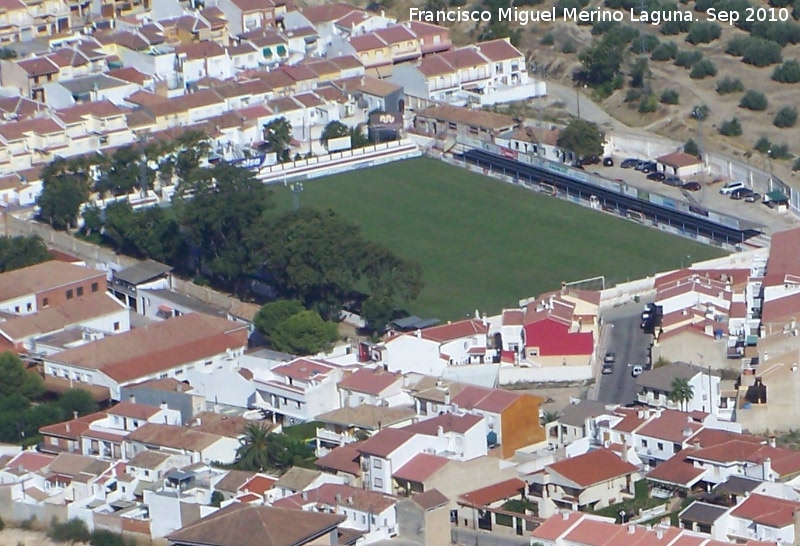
left=37, top=158, right=92, bottom=230
left=263, top=117, right=293, bottom=161
left=270, top=310, right=339, bottom=355
left=235, top=425, right=314, bottom=472
left=0, top=235, right=51, bottom=273
left=0, top=351, right=44, bottom=400
left=253, top=300, right=305, bottom=346
left=557, top=119, right=605, bottom=160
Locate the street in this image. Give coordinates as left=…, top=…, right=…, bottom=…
left=595, top=304, right=654, bottom=406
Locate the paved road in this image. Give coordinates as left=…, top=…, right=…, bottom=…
left=596, top=304, right=654, bottom=406
left=451, top=528, right=530, bottom=546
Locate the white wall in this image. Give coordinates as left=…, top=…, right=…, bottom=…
left=0, top=294, right=36, bottom=315
left=185, top=364, right=255, bottom=408
left=384, top=335, right=443, bottom=375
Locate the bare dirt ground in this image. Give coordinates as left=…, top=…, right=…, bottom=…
left=0, top=528, right=61, bottom=546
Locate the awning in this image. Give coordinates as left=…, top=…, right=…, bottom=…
left=766, top=190, right=789, bottom=202
left=276, top=45, right=287, bottom=56
left=263, top=47, right=273, bottom=58
left=157, top=304, right=173, bottom=313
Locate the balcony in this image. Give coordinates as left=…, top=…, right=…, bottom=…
left=316, top=427, right=357, bottom=446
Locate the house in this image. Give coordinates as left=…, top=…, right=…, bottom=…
left=252, top=358, right=344, bottom=423
left=0, top=292, right=130, bottom=354
left=374, top=25, right=421, bottom=63
left=546, top=400, right=609, bottom=448
left=110, top=259, right=173, bottom=313
left=165, top=504, right=345, bottom=546
left=314, top=405, right=416, bottom=456
left=414, top=104, right=517, bottom=142
left=174, top=41, right=232, bottom=82
left=656, top=151, right=706, bottom=178
left=125, top=450, right=187, bottom=484
left=496, top=126, right=565, bottom=162
left=38, top=411, right=106, bottom=456
left=402, top=412, right=488, bottom=462
left=232, top=473, right=279, bottom=504
left=383, top=318, right=489, bottom=376
left=636, top=361, right=731, bottom=419
left=120, top=378, right=206, bottom=424
left=337, top=76, right=404, bottom=114
left=405, top=21, right=451, bottom=55
left=273, top=467, right=343, bottom=498
left=722, top=493, right=800, bottom=543
left=449, top=385, right=546, bottom=458
left=41, top=313, right=250, bottom=400
left=337, top=366, right=406, bottom=408
left=455, top=477, right=528, bottom=531
left=530, top=511, right=779, bottom=546
left=476, top=38, right=526, bottom=87
left=216, top=0, right=287, bottom=37
left=275, top=483, right=399, bottom=542
left=396, top=489, right=450, bottom=546
left=0, top=261, right=107, bottom=316
left=315, top=442, right=363, bottom=486
left=526, top=448, right=640, bottom=518
left=348, top=33, right=392, bottom=77
left=634, top=408, right=704, bottom=467
left=127, top=422, right=239, bottom=465
left=356, top=428, right=431, bottom=494
left=55, top=100, right=133, bottom=155
left=1, top=56, right=60, bottom=102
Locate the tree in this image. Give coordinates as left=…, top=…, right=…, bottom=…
left=557, top=119, right=605, bottom=160
left=253, top=300, right=305, bottom=346
left=263, top=117, right=293, bottom=161
left=235, top=423, right=271, bottom=471
left=660, top=89, right=680, bottom=104
left=0, top=235, right=51, bottom=273
left=577, top=37, right=624, bottom=87
left=177, top=162, right=274, bottom=294
left=690, top=59, right=717, bottom=79
left=210, top=491, right=224, bottom=507
left=684, top=139, right=699, bottom=156
left=271, top=310, right=339, bottom=355
left=57, top=389, right=98, bottom=418
left=773, top=59, right=800, bottom=83
left=49, top=518, right=91, bottom=544
left=96, top=145, right=150, bottom=196
left=0, top=351, right=44, bottom=401
left=650, top=41, right=678, bottom=61
left=36, top=160, right=91, bottom=230
left=629, top=57, right=650, bottom=88
left=774, top=106, right=798, bottom=128
left=740, top=90, right=769, bottom=111
left=320, top=121, right=350, bottom=149
left=719, top=118, right=743, bottom=137
left=686, top=21, right=721, bottom=44
left=716, top=76, right=744, bottom=94
left=668, top=377, right=694, bottom=411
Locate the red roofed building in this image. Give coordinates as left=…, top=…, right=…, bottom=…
left=383, top=318, right=489, bottom=376
left=656, top=151, right=706, bottom=177
left=337, top=366, right=405, bottom=407
left=725, top=494, right=800, bottom=544
left=528, top=448, right=640, bottom=517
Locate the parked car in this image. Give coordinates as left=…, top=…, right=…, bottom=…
left=730, top=188, right=754, bottom=200
left=631, top=365, right=644, bottom=378
left=602, top=363, right=614, bottom=375
left=745, top=192, right=761, bottom=203
left=603, top=157, right=614, bottom=167
left=720, top=181, right=745, bottom=195
left=682, top=181, right=702, bottom=192
left=635, top=161, right=657, bottom=173
left=621, top=158, right=640, bottom=168
left=579, top=155, right=601, bottom=166
left=646, top=172, right=665, bottom=181
left=663, top=176, right=683, bottom=187
left=604, top=351, right=616, bottom=363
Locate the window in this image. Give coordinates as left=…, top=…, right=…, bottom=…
left=374, top=478, right=383, bottom=488
left=14, top=306, right=19, bottom=313
left=295, top=401, right=301, bottom=409
left=641, top=439, right=648, bottom=447
left=77, top=286, right=84, bottom=297
left=144, top=470, right=150, bottom=477
left=113, top=321, right=120, bottom=331
left=373, top=458, right=382, bottom=469
left=66, top=289, right=74, bottom=300
left=362, top=515, right=367, bottom=524
left=26, top=303, right=32, bottom=312
left=657, top=442, right=664, bottom=450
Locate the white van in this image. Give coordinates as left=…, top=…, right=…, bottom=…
left=720, top=181, right=745, bottom=195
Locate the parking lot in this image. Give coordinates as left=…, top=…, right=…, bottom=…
left=583, top=157, right=800, bottom=236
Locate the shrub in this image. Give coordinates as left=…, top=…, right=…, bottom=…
left=727, top=36, right=783, bottom=66
left=684, top=139, right=699, bottom=156
left=651, top=41, right=678, bottom=61
left=716, top=76, right=744, bottom=94
left=639, top=94, right=659, bottom=113
left=754, top=136, right=772, bottom=154
left=20, top=517, right=36, bottom=530
left=660, top=89, right=680, bottom=104
left=793, top=157, right=800, bottom=171
left=686, top=21, right=722, bottom=44
left=561, top=39, right=577, bottom=53
left=0, top=515, right=4, bottom=532
left=770, top=144, right=792, bottom=159
left=591, top=19, right=618, bottom=35
left=772, top=60, right=800, bottom=83
left=625, top=88, right=642, bottom=103
left=540, top=33, right=555, bottom=45
left=774, top=106, right=799, bottom=127
left=675, top=50, right=703, bottom=68
left=49, top=519, right=91, bottom=543
left=719, top=118, right=743, bottom=136
left=690, top=59, right=717, bottom=78
left=740, top=90, right=769, bottom=111
left=751, top=20, right=800, bottom=46
left=89, top=529, right=132, bottom=546
left=631, top=34, right=660, bottom=53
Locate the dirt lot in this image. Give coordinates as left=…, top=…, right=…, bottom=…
left=0, top=528, right=61, bottom=546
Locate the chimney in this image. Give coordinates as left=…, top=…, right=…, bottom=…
left=302, top=490, right=308, bottom=500
left=693, top=440, right=701, bottom=449
left=437, top=426, right=444, bottom=437
left=794, top=510, right=800, bottom=541
left=160, top=401, right=168, bottom=410
left=73, top=411, right=78, bottom=420
left=561, top=511, right=569, bottom=520
left=415, top=329, right=422, bottom=338
left=129, top=394, right=136, bottom=404
left=763, top=456, right=772, bottom=480
left=347, top=496, right=353, bottom=505
left=444, top=388, right=450, bottom=405
left=769, top=435, right=777, bottom=448
left=655, top=528, right=664, bottom=540
left=196, top=417, right=202, bottom=426
left=620, top=437, right=627, bottom=462
left=66, top=422, right=70, bottom=433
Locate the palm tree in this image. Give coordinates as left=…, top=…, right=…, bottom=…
left=669, top=377, right=695, bottom=411
left=235, top=423, right=271, bottom=471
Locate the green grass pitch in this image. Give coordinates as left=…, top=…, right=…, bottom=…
left=272, top=157, right=726, bottom=320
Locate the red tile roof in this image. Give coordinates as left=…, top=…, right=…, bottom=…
left=349, top=33, right=388, bottom=52
left=315, top=442, right=363, bottom=476
left=685, top=428, right=762, bottom=448
left=450, top=385, right=538, bottom=413
left=656, top=151, right=703, bottom=168
left=646, top=449, right=705, bottom=487
left=502, top=309, right=523, bottom=326
left=3, top=451, right=56, bottom=473
left=271, top=358, right=335, bottom=382
left=402, top=412, right=482, bottom=435
left=458, top=477, right=526, bottom=507
left=637, top=410, right=703, bottom=443
left=357, top=428, right=414, bottom=457
left=610, top=408, right=648, bottom=433
left=420, top=319, right=488, bottom=343
left=761, top=291, right=800, bottom=323
left=764, top=226, right=800, bottom=287
left=731, top=494, right=800, bottom=528
left=523, top=318, right=593, bottom=356
left=547, top=448, right=638, bottom=488
left=530, top=511, right=584, bottom=542
left=107, top=401, right=160, bottom=421
left=392, top=453, right=449, bottom=482
left=39, top=412, right=105, bottom=440
left=338, top=367, right=400, bottom=395
left=239, top=474, right=278, bottom=496
left=688, top=439, right=766, bottom=465
left=476, top=38, right=522, bottom=62
left=410, top=488, right=449, bottom=510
